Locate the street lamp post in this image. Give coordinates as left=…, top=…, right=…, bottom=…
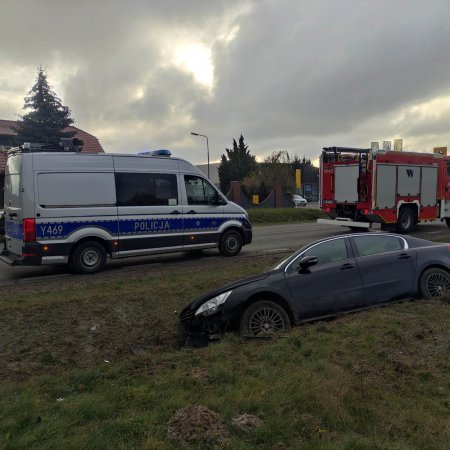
left=191, top=132, right=210, bottom=178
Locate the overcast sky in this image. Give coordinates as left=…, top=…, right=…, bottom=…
left=2, top=0, right=450, bottom=165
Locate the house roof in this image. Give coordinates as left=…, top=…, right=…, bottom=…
left=0, top=119, right=104, bottom=172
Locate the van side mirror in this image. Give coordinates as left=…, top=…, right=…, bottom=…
left=216, top=193, right=227, bottom=205
left=299, top=256, right=318, bottom=271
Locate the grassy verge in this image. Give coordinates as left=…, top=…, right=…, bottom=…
left=1, top=255, right=449, bottom=449
left=247, top=207, right=325, bottom=224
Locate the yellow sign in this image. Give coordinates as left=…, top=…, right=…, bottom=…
left=252, top=195, right=259, bottom=204
left=295, top=169, right=301, bottom=188
left=434, top=146, right=447, bottom=156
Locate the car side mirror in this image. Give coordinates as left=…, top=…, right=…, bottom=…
left=299, top=256, right=318, bottom=271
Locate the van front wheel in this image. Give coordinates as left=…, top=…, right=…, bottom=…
left=70, top=241, right=107, bottom=274
left=219, top=230, right=243, bottom=257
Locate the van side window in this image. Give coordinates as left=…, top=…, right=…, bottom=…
left=184, top=175, right=217, bottom=205
left=115, top=173, right=178, bottom=206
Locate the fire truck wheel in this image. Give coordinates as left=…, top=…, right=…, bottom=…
left=445, top=218, right=450, bottom=228
left=349, top=227, right=368, bottom=232
left=396, top=207, right=415, bottom=233
left=419, top=267, right=450, bottom=299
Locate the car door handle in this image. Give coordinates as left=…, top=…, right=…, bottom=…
left=170, top=210, right=181, bottom=215
left=187, top=210, right=197, bottom=214
left=340, top=263, right=355, bottom=270
left=398, top=253, right=411, bottom=259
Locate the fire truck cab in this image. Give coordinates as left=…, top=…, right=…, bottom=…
left=318, top=146, right=450, bottom=233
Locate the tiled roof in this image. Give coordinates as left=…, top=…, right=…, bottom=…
left=67, top=126, right=104, bottom=153
left=0, top=119, right=16, bottom=136
left=0, top=119, right=104, bottom=171
left=0, top=151, right=5, bottom=172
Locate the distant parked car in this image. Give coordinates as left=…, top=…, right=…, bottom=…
left=180, top=233, right=450, bottom=340
left=292, top=194, right=307, bottom=207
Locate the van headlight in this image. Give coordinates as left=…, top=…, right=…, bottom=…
left=195, top=290, right=232, bottom=317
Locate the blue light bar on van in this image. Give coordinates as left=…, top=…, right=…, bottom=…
left=138, top=149, right=172, bottom=157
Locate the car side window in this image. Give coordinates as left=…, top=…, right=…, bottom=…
left=184, top=175, right=218, bottom=205
left=354, top=235, right=403, bottom=257
left=293, top=238, right=348, bottom=270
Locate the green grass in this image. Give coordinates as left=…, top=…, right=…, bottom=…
left=0, top=254, right=449, bottom=449
left=247, top=207, right=325, bottom=224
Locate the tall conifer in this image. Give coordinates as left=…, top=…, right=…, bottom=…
left=14, top=67, right=75, bottom=144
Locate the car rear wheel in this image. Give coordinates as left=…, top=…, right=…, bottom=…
left=240, top=300, right=291, bottom=337
left=419, top=267, right=450, bottom=299
left=219, top=229, right=243, bottom=257
left=70, top=241, right=107, bottom=274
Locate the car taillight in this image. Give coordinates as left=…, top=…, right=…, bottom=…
left=23, top=218, right=36, bottom=242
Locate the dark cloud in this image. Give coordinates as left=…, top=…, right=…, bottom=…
left=2, top=0, right=450, bottom=163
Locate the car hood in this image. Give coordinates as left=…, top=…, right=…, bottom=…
left=181, top=271, right=272, bottom=313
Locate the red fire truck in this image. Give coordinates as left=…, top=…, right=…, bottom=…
left=318, top=146, right=450, bottom=233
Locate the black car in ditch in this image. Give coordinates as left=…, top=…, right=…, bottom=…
left=180, top=233, right=450, bottom=339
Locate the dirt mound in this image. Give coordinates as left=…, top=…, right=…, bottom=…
left=190, top=367, right=211, bottom=384
left=167, top=404, right=228, bottom=444
left=231, top=413, right=263, bottom=431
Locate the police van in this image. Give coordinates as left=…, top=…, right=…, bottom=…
left=0, top=141, right=252, bottom=274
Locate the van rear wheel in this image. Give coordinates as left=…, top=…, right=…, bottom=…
left=70, top=241, right=107, bottom=274
left=219, top=229, right=243, bottom=257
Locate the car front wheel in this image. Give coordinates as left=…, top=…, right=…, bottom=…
left=240, top=300, right=291, bottom=337
left=419, top=267, right=450, bottom=299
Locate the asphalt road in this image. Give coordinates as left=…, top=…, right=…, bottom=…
left=0, top=220, right=449, bottom=286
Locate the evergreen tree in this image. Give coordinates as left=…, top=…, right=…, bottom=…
left=14, top=66, right=75, bottom=144
left=218, top=134, right=257, bottom=193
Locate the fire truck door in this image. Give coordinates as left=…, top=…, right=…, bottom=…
left=334, top=165, right=359, bottom=203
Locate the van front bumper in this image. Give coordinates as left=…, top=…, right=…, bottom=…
left=0, top=244, right=43, bottom=266
left=241, top=220, right=252, bottom=245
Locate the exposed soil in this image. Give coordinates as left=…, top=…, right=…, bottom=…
left=167, top=404, right=228, bottom=444
left=231, top=413, right=264, bottom=431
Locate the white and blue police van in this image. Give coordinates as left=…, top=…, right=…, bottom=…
left=0, top=141, right=252, bottom=274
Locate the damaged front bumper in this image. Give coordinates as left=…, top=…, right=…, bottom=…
left=179, top=308, right=228, bottom=345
